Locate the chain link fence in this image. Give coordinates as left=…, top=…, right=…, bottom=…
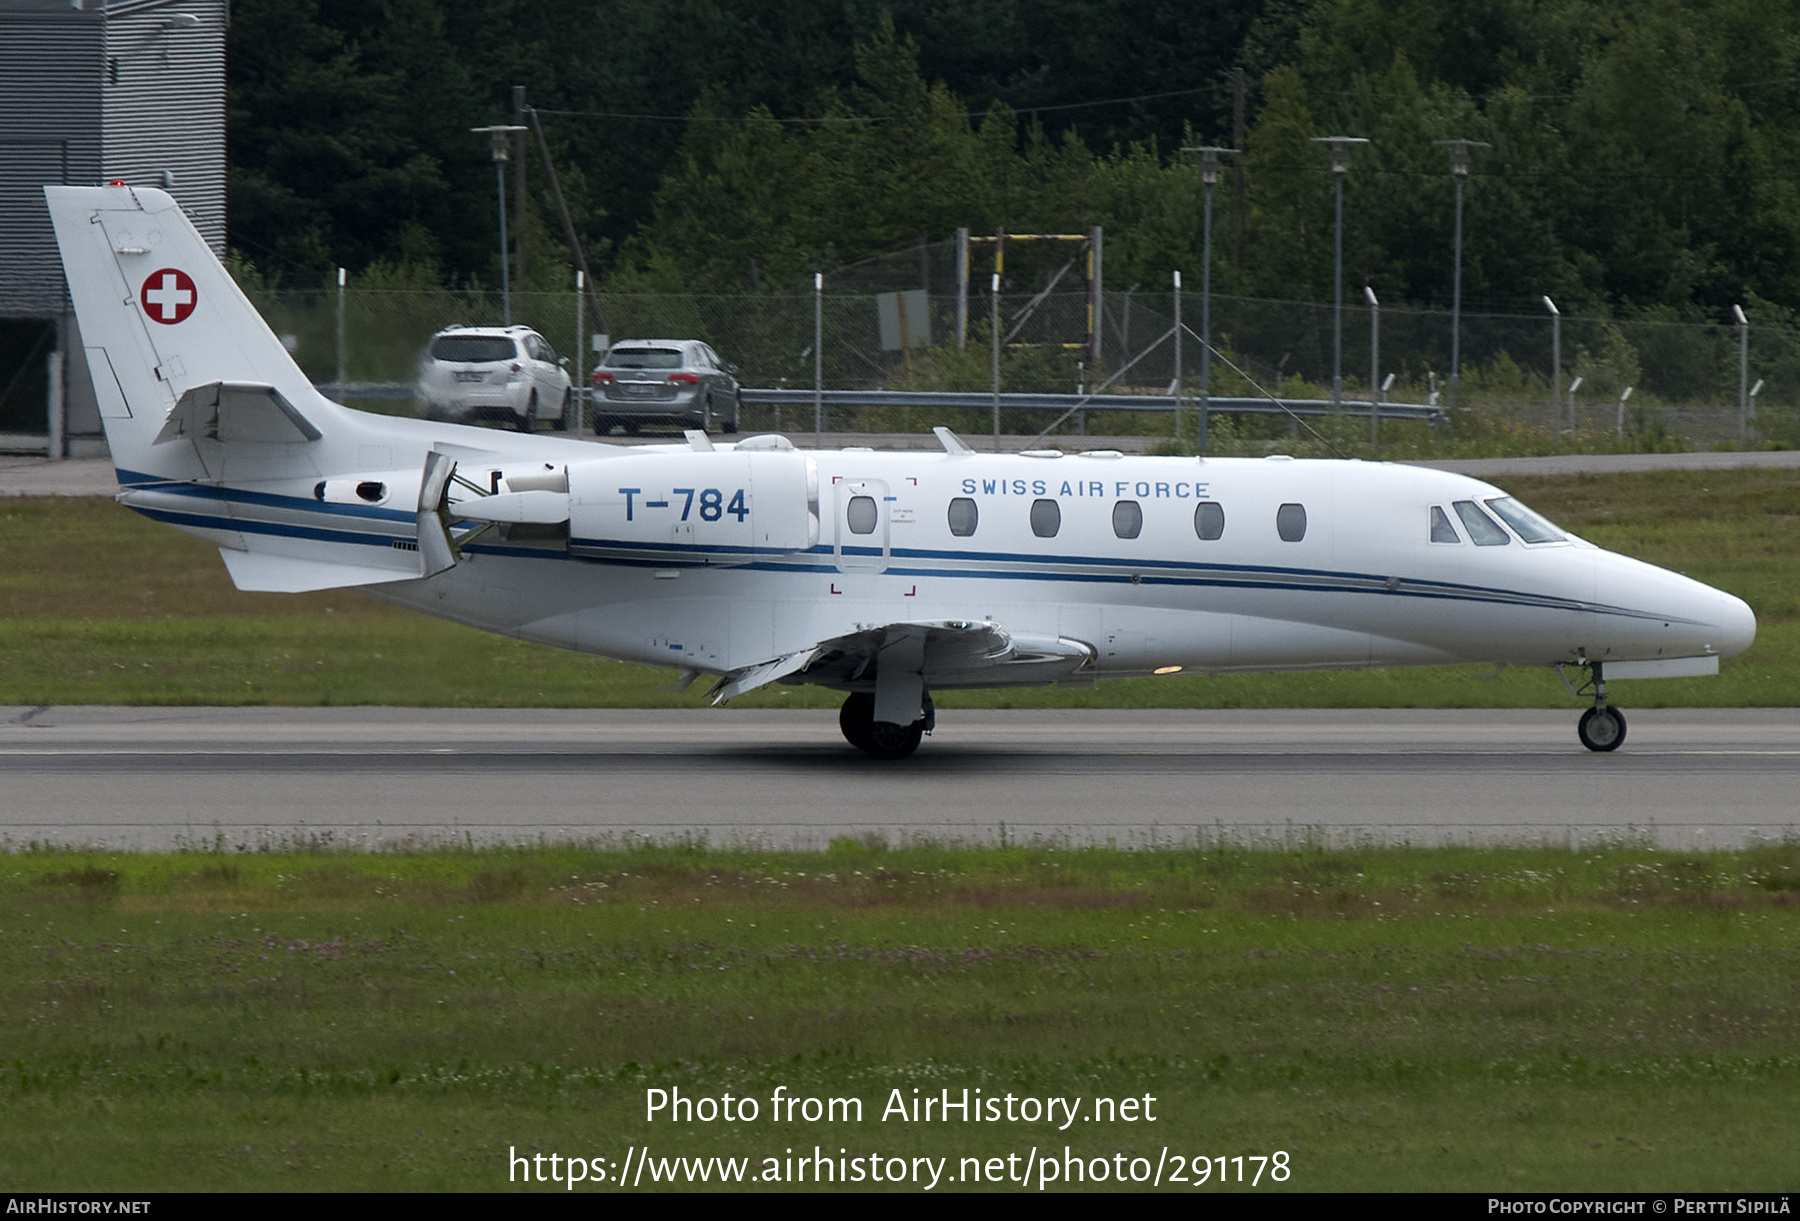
left=244, top=273, right=1800, bottom=447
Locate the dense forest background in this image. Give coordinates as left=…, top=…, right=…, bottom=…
left=227, top=0, right=1800, bottom=326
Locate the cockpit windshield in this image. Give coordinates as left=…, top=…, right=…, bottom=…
left=1485, top=497, right=1566, bottom=543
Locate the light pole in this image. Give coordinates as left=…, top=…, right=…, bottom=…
left=1751, top=378, right=1764, bottom=434
left=472, top=124, right=527, bottom=324
left=1364, top=285, right=1380, bottom=449
left=1734, top=304, right=1750, bottom=442
left=1543, top=296, right=1560, bottom=442
left=814, top=272, right=824, bottom=448
left=1617, top=385, right=1633, bottom=438
left=1433, top=139, right=1489, bottom=412
left=1172, top=269, right=1183, bottom=438
left=1182, top=145, right=1237, bottom=454
left=991, top=271, right=1002, bottom=450
left=1312, top=136, right=1368, bottom=412
left=1567, top=375, right=1583, bottom=435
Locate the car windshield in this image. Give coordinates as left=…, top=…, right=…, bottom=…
left=1485, top=497, right=1566, bottom=543
left=429, top=335, right=516, bottom=363
left=606, top=348, right=684, bottom=370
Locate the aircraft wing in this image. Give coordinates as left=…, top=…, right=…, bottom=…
left=710, top=620, right=1094, bottom=704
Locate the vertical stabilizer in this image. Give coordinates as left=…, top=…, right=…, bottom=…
left=44, top=185, right=335, bottom=481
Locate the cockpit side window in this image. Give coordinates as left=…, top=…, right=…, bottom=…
left=1453, top=500, right=1510, bottom=546
left=1429, top=505, right=1461, bottom=544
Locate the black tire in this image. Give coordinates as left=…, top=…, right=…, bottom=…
left=517, top=391, right=536, bottom=433
left=700, top=394, right=714, bottom=432
left=723, top=391, right=741, bottom=434
left=621, top=419, right=640, bottom=435
left=839, top=692, right=874, bottom=751
left=593, top=416, right=611, bottom=436
left=552, top=389, right=570, bottom=431
left=838, top=692, right=922, bottom=760
left=1578, top=706, right=1627, bottom=752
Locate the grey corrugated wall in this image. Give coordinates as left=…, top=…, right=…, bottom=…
left=0, top=7, right=105, bottom=318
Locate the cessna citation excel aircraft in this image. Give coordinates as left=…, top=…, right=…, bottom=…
left=50, top=185, right=1756, bottom=759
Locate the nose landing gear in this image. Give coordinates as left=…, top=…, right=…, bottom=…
left=1568, top=662, right=1627, bottom=752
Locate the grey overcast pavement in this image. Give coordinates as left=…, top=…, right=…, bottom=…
left=5, top=445, right=1800, bottom=498
left=2, top=707, right=1796, bottom=850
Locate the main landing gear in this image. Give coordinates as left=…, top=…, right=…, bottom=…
left=1570, top=662, right=1627, bottom=752
left=839, top=691, right=935, bottom=760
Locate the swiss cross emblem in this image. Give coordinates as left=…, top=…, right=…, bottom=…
left=140, top=269, right=196, bottom=324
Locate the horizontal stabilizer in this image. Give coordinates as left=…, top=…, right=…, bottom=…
left=220, top=549, right=413, bottom=593
left=156, top=382, right=321, bottom=446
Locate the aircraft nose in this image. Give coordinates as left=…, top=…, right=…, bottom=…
left=1712, top=588, right=1757, bottom=659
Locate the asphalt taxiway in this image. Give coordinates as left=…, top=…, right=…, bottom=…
left=3, top=706, right=1794, bottom=851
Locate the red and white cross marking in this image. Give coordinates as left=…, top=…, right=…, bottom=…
left=140, top=269, right=196, bottom=324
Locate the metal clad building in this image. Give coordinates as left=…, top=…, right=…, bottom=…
left=0, top=0, right=226, bottom=452
left=0, top=2, right=103, bottom=318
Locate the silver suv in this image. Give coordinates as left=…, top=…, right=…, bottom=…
left=416, top=325, right=573, bottom=431
left=590, top=339, right=740, bottom=434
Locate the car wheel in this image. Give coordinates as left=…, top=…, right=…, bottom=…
left=553, top=389, right=570, bottom=431
left=723, top=391, right=741, bottom=434
left=621, top=419, right=640, bottom=435
left=700, top=394, right=714, bottom=432
left=517, top=391, right=536, bottom=433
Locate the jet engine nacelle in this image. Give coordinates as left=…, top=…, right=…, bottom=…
left=567, top=450, right=818, bottom=566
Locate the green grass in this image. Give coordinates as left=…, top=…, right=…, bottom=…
left=5, top=841, right=1800, bottom=1191
left=1, top=466, right=1795, bottom=707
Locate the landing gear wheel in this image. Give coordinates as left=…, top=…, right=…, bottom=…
left=838, top=692, right=923, bottom=760
left=552, top=389, right=570, bottom=430
left=1578, top=706, right=1627, bottom=752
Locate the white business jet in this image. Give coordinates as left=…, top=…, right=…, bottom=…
left=48, top=185, right=1755, bottom=758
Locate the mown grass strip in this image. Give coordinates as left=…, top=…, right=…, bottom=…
left=4, top=842, right=1799, bottom=1190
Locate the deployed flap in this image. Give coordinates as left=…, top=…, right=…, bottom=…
left=710, top=620, right=1096, bottom=705
left=156, top=382, right=321, bottom=445
left=709, top=648, right=822, bottom=704
left=221, top=549, right=411, bottom=593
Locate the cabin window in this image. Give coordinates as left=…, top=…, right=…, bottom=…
left=1486, top=497, right=1565, bottom=543
left=1429, top=505, right=1461, bottom=544
left=1112, top=500, right=1143, bottom=539
left=1276, top=503, right=1307, bottom=542
left=846, top=495, right=878, bottom=535
left=1453, top=500, right=1510, bottom=546
left=1194, top=501, right=1225, bottom=541
left=947, top=497, right=978, bottom=537
left=1029, top=498, right=1061, bottom=538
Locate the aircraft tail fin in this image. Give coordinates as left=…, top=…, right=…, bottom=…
left=44, top=184, right=336, bottom=482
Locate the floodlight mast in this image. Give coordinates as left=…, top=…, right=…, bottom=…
left=1311, top=137, right=1368, bottom=412
left=472, top=125, right=528, bottom=324
left=1181, top=145, right=1237, bottom=454
left=1734, top=304, right=1750, bottom=441
left=1434, top=139, right=1490, bottom=412
left=1544, top=296, right=1561, bottom=443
